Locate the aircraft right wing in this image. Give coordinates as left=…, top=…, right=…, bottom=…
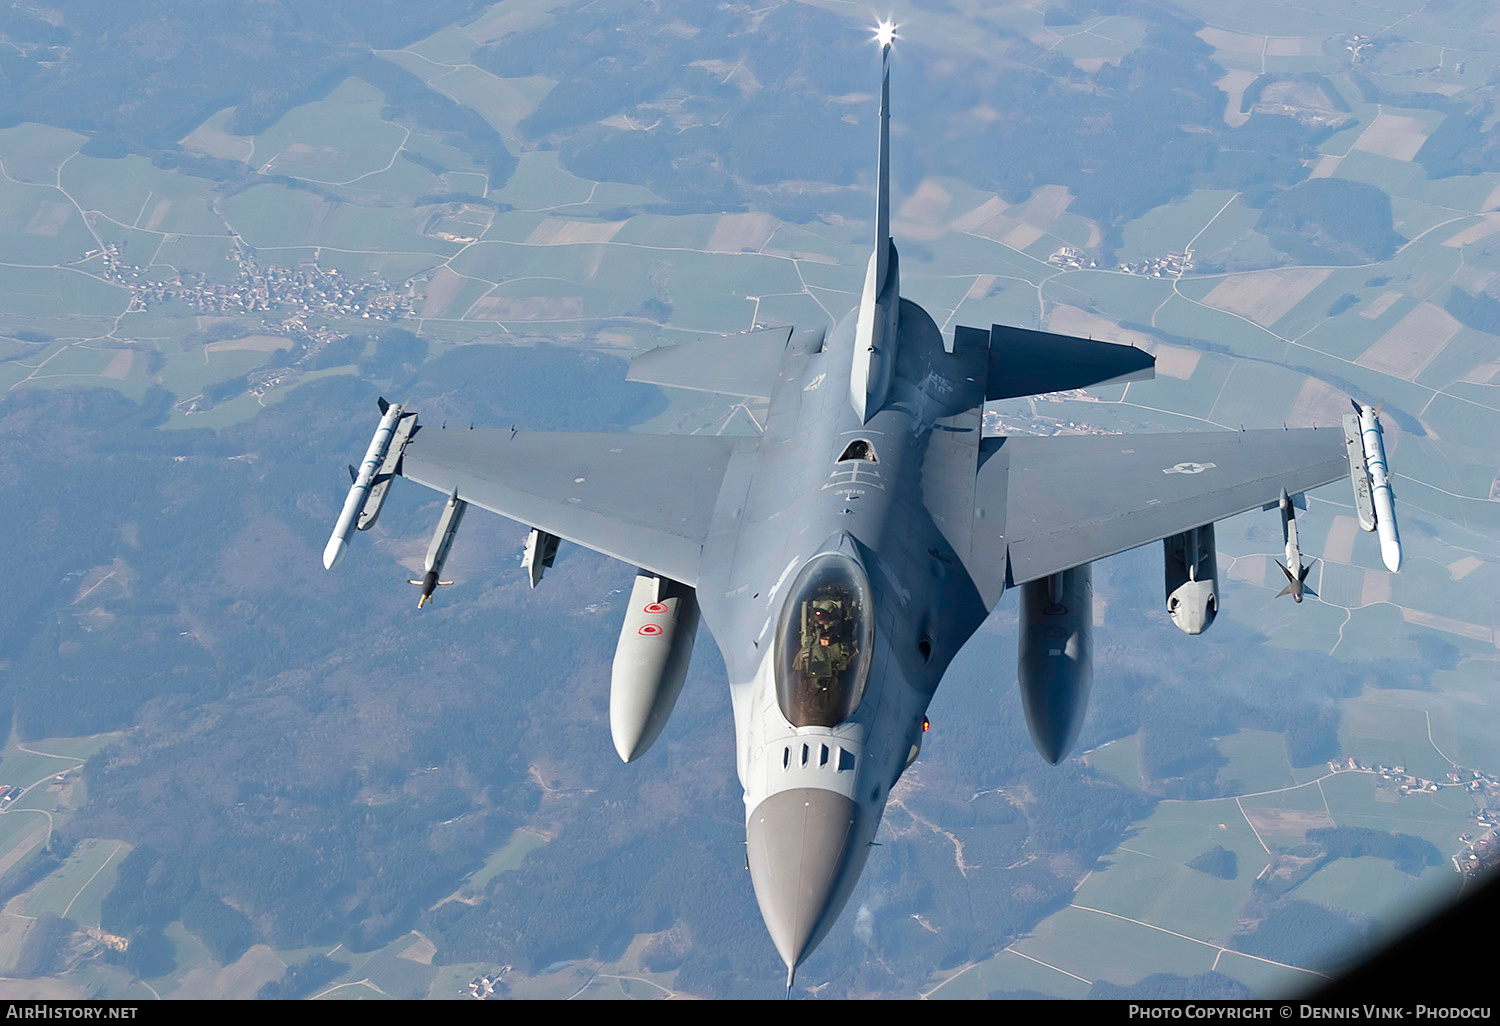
left=399, top=426, right=750, bottom=587
left=966, top=428, right=1348, bottom=604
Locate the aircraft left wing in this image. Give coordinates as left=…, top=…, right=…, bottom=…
left=968, top=428, right=1347, bottom=600
left=399, top=426, right=748, bottom=586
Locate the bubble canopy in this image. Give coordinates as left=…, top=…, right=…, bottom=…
left=774, top=552, right=876, bottom=727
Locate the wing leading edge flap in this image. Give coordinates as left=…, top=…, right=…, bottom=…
left=977, top=323, right=1156, bottom=402
left=626, top=325, right=792, bottom=400
left=399, top=427, right=747, bottom=587
left=965, top=428, right=1348, bottom=602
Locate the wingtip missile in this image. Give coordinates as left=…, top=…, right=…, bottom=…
left=324, top=400, right=405, bottom=570
left=1354, top=400, right=1402, bottom=573
left=322, top=537, right=347, bottom=571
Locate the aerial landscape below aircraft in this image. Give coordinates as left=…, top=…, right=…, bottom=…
left=322, top=24, right=1402, bottom=987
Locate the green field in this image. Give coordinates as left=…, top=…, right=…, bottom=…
left=429, top=66, right=554, bottom=142
left=1342, top=688, right=1500, bottom=782
left=452, top=827, right=549, bottom=901
left=353, top=946, right=439, bottom=1000
left=1242, top=591, right=1348, bottom=654
left=0, top=813, right=50, bottom=885
left=218, top=183, right=458, bottom=256
left=489, top=151, right=595, bottom=211
left=1080, top=797, right=1271, bottom=937
left=0, top=178, right=97, bottom=267
left=402, top=22, right=481, bottom=65
left=1127, top=345, right=1234, bottom=421
left=1339, top=692, right=1458, bottom=783
left=1074, top=846, right=1256, bottom=948
left=23, top=838, right=130, bottom=924
left=0, top=742, right=84, bottom=791
left=0, top=264, right=128, bottom=320
left=1321, top=770, right=1475, bottom=853
left=1012, top=903, right=1218, bottom=987
left=398, top=128, right=485, bottom=178
left=1181, top=197, right=1263, bottom=263
left=340, top=158, right=444, bottom=201
left=0, top=123, right=89, bottom=184
left=59, top=154, right=227, bottom=237
left=253, top=78, right=408, bottom=186
left=1084, top=734, right=1147, bottom=790
left=315, top=982, right=394, bottom=999
left=927, top=946, right=1091, bottom=999
left=1296, top=857, right=1460, bottom=937
left=151, top=235, right=240, bottom=278
left=1118, top=190, right=1240, bottom=266
left=1213, top=948, right=1325, bottom=997
left=154, top=345, right=272, bottom=406
left=1215, top=730, right=1297, bottom=794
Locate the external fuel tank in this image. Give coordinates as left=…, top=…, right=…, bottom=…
left=1017, top=564, right=1093, bottom=764
left=610, top=571, right=700, bottom=763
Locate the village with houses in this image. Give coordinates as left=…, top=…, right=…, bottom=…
left=1048, top=244, right=1193, bottom=279
left=467, top=967, right=509, bottom=999
left=78, top=240, right=420, bottom=322
left=1326, top=756, right=1500, bottom=877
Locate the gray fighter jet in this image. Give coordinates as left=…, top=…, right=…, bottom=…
left=325, top=33, right=1371, bottom=984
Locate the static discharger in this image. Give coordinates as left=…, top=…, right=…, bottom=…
left=410, top=489, right=467, bottom=608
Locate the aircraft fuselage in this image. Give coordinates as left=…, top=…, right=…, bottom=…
left=694, top=289, right=991, bottom=971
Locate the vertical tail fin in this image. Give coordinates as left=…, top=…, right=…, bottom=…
left=851, top=29, right=900, bottom=423
left=875, top=38, right=891, bottom=287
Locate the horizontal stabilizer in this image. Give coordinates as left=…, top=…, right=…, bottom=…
left=978, top=324, right=1155, bottom=402
left=626, top=326, right=792, bottom=400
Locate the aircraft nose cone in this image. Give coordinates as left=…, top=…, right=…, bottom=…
left=746, top=788, right=865, bottom=974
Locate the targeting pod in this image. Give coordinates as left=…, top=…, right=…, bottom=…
left=1162, top=523, right=1218, bottom=634
left=409, top=489, right=467, bottom=608
left=523, top=528, right=560, bottom=588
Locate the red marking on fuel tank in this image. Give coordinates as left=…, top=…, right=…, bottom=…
left=643, top=602, right=668, bottom=614
left=638, top=624, right=663, bottom=636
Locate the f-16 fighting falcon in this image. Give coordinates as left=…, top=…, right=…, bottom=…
left=323, top=23, right=1399, bottom=986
